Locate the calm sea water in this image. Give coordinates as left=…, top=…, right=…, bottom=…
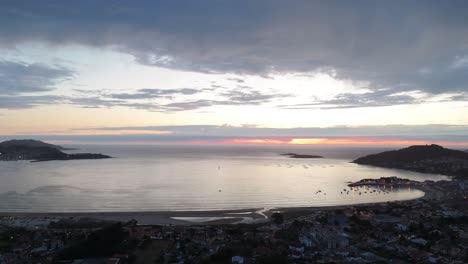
left=0, top=145, right=449, bottom=212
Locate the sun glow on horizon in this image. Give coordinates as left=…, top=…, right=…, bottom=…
left=33, top=136, right=468, bottom=147
left=222, top=137, right=468, bottom=147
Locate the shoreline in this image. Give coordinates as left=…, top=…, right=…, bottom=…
left=0, top=208, right=268, bottom=226
left=0, top=191, right=430, bottom=226
left=0, top=176, right=454, bottom=226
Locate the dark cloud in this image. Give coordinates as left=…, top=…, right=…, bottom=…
left=228, top=78, right=245, bottom=83
left=0, top=60, right=73, bottom=95
left=68, top=97, right=124, bottom=109
left=49, top=124, right=468, bottom=143
left=1, top=0, right=468, bottom=98
left=66, top=86, right=287, bottom=111
left=164, top=100, right=217, bottom=111
left=0, top=59, right=71, bottom=110
left=163, top=99, right=255, bottom=111
left=281, top=90, right=420, bottom=110
left=0, top=95, right=64, bottom=109
left=109, top=88, right=199, bottom=100
left=163, top=89, right=288, bottom=111
left=221, top=90, right=288, bottom=103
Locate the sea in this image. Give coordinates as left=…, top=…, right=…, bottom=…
left=0, top=145, right=449, bottom=212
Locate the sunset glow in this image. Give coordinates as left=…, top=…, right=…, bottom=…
left=222, top=138, right=468, bottom=147
left=1, top=1, right=468, bottom=146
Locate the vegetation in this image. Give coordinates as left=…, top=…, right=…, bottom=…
left=271, top=212, right=284, bottom=224
left=353, top=144, right=468, bottom=178
left=0, top=139, right=111, bottom=162
left=0, top=139, right=72, bottom=150
left=55, top=223, right=127, bottom=260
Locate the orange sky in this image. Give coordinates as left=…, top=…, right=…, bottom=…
left=222, top=137, right=468, bottom=147
left=68, top=137, right=468, bottom=146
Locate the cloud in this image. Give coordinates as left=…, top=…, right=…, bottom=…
left=109, top=88, right=200, bottom=100
left=74, top=124, right=468, bottom=139
left=66, top=86, right=288, bottom=111
left=162, top=89, right=288, bottom=111
left=4, top=124, right=468, bottom=145
left=0, top=78, right=288, bottom=110
left=1, top=0, right=468, bottom=98
left=220, top=90, right=287, bottom=103
left=68, top=97, right=123, bottom=109
left=0, top=95, right=64, bottom=109
left=0, top=60, right=73, bottom=95
left=280, top=90, right=421, bottom=109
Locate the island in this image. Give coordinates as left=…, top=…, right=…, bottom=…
left=353, top=144, right=468, bottom=178
left=280, top=153, right=323, bottom=159
left=0, top=139, right=76, bottom=150
left=0, top=139, right=111, bottom=162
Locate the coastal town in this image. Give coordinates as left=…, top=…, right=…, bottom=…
left=1, top=177, right=467, bottom=264
left=3, top=0, right=468, bottom=263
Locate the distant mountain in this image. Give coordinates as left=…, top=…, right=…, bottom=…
left=0, top=139, right=110, bottom=162
left=0, top=139, right=74, bottom=150
left=353, top=144, right=468, bottom=178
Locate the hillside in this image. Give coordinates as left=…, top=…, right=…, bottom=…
left=0, top=139, right=110, bottom=162
left=353, top=144, right=468, bottom=178
left=0, top=139, right=74, bottom=150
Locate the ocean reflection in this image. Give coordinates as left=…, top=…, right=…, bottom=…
left=0, top=145, right=449, bottom=212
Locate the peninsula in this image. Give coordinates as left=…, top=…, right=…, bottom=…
left=0, top=139, right=75, bottom=150
left=280, top=153, right=323, bottom=159
left=0, top=139, right=111, bottom=162
left=353, top=144, right=468, bottom=178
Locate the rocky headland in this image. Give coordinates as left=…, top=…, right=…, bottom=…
left=0, top=139, right=111, bottom=162
left=353, top=144, right=468, bottom=178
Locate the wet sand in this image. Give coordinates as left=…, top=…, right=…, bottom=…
left=0, top=208, right=267, bottom=226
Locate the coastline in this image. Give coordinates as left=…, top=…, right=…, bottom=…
left=0, top=208, right=267, bottom=226
left=1, top=173, right=458, bottom=227
left=0, top=185, right=433, bottom=226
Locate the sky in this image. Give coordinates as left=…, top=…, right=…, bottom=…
left=1, top=1, right=468, bottom=146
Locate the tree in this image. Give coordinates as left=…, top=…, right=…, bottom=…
left=55, top=223, right=127, bottom=260
left=271, top=213, right=284, bottom=224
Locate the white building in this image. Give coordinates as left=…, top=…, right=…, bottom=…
left=232, top=256, right=244, bottom=264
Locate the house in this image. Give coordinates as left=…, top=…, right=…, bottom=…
left=411, top=238, right=428, bottom=246
left=299, top=235, right=313, bottom=247
left=324, top=232, right=349, bottom=249
left=289, top=245, right=304, bottom=259
left=232, top=256, right=244, bottom=264
left=395, top=223, right=408, bottom=231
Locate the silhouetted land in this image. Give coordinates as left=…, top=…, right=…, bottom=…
left=353, top=144, right=468, bottom=178
left=0, top=139, right=111, bottom=162
left=0, top=139, right=75, bottom=150
left=281, top=153, right=323, bottom=159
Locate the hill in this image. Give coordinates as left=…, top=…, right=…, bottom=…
left=353, top=144, right=468, bottom=178
left=0, top=139, right=110, bottom=162
left=0, top=139, right=74, bottom=150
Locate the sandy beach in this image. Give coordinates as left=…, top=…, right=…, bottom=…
left=0, top=182, right=447, bottom=227
left=0, top=208, right=268, bottom=226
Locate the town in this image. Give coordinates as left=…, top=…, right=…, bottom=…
left=1, top=178, right=467, bottom=264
